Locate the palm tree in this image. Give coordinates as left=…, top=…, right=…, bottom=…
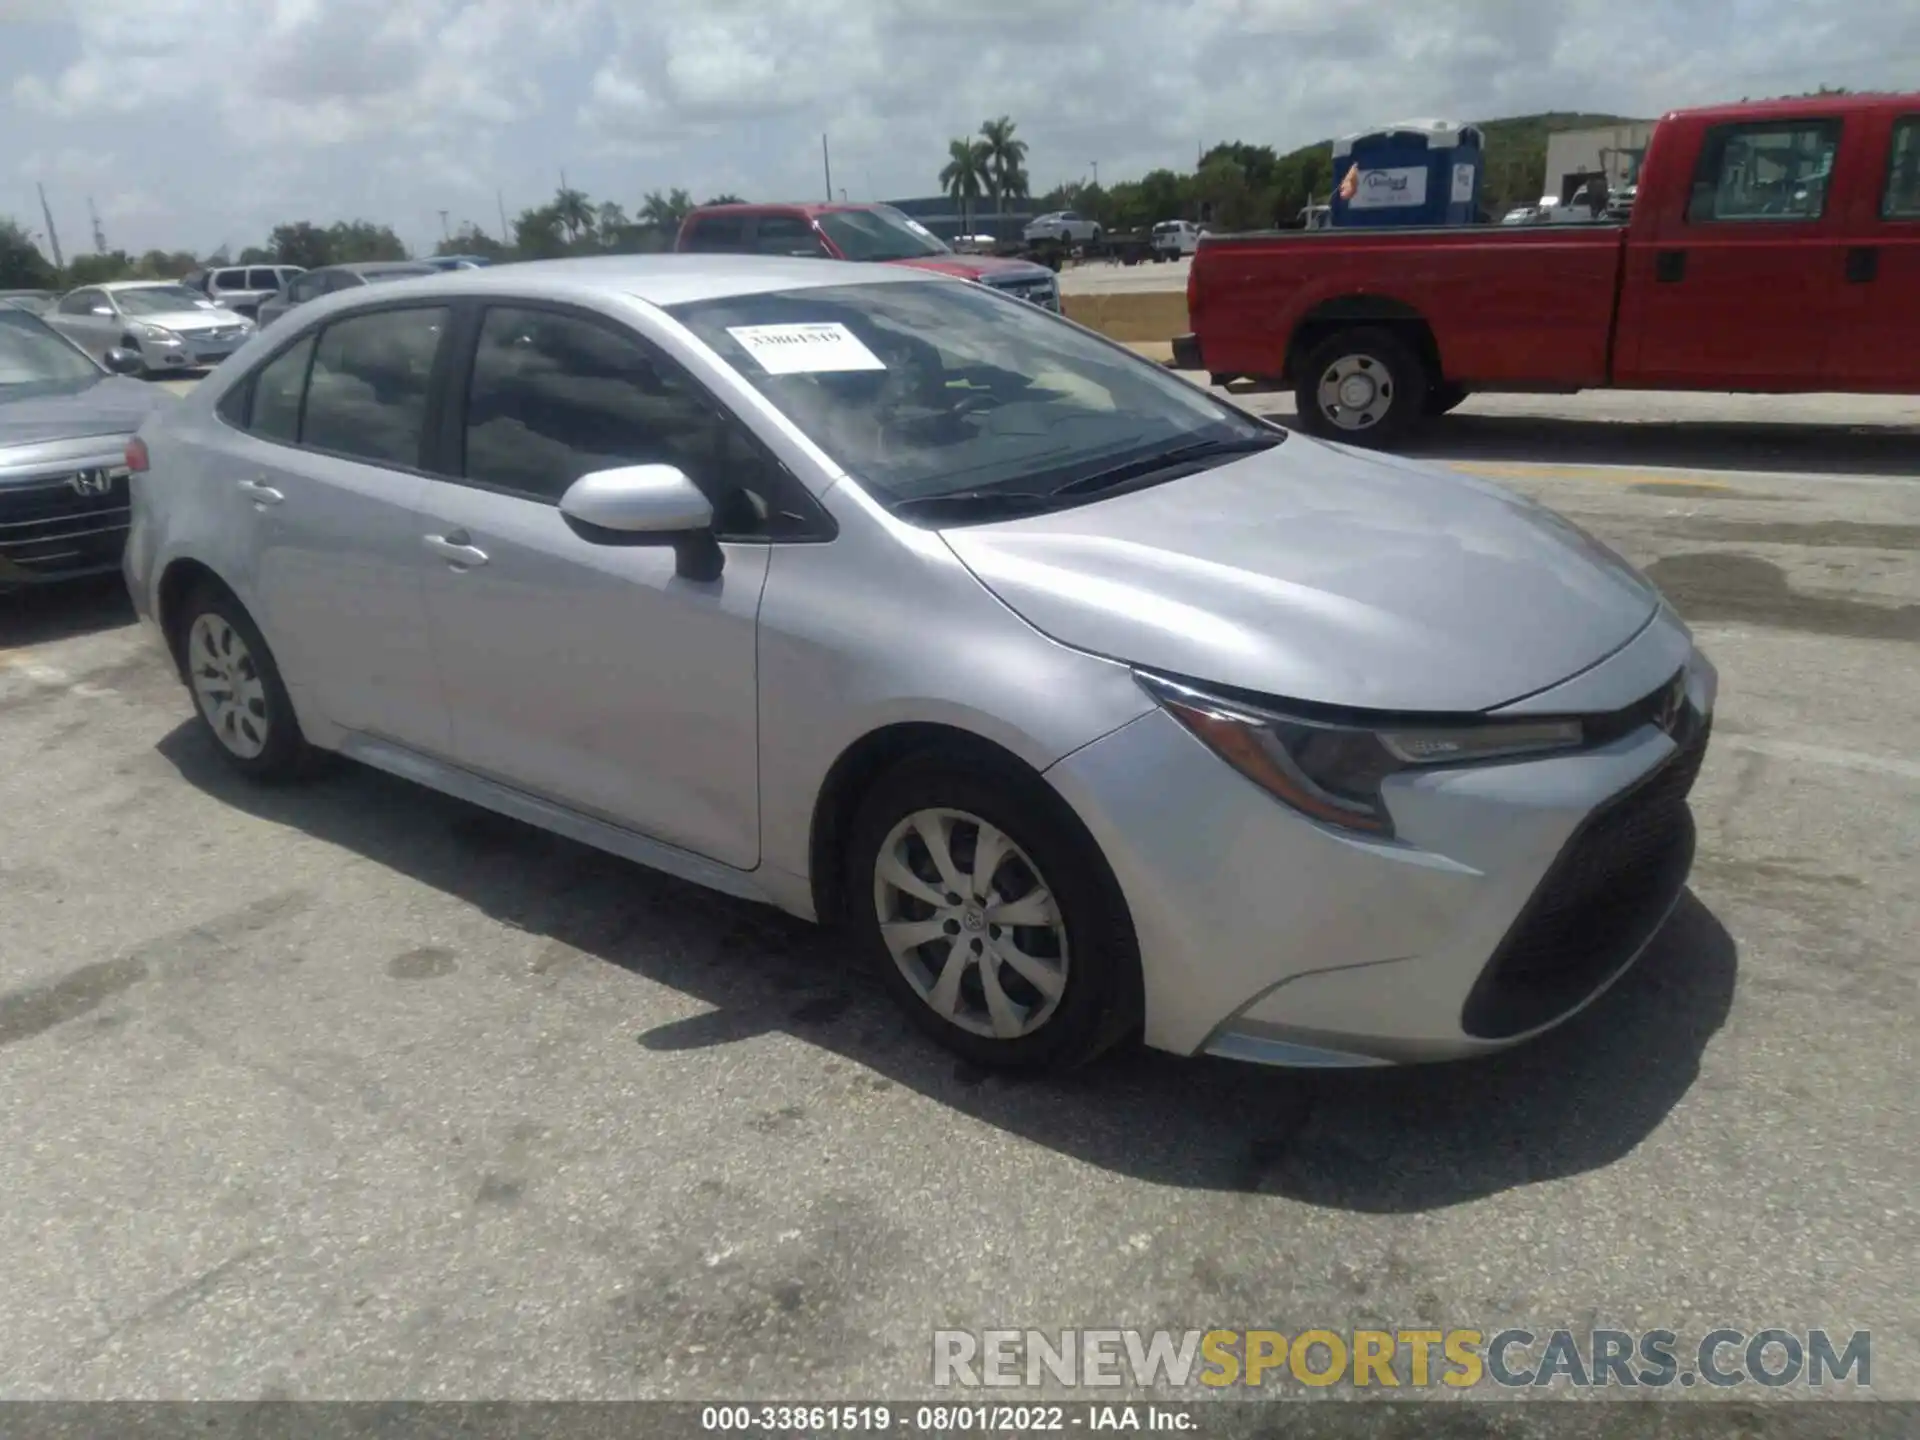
left=978, top=116, right=1030, bottom=214
left=553, top=186, right=595, bottom=245
left=940, top=137, right=991, bottom=231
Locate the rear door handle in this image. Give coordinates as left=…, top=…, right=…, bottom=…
left=1845, top=246, right=1879, bottom=284
left=237, top=479, right=284, bottom=506
left=423, top=531, right=489, bottom=569
left=1655, top=249, right=1687, bottom=283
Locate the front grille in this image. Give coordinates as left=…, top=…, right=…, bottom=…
left=0, top=472, right=132, bottom=580
left=1460, top=708, right=1711, bottom=1040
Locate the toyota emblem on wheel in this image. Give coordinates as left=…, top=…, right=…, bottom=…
left=68, top=468, right=113, bottom=497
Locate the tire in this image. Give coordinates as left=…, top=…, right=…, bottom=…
left=1425, top=382, right=1469, bottom=417
left=1292, top=325, right=1429, bottom=449
left=119, top=334, right=152, bottom=379
left=845, top=751, right=1140, bottom=1073
left=174, top=582, right=317, bottom=781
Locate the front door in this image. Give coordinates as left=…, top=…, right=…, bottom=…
left=226, top=305, right=453, bottom=753
left=412, top=302, right=774, bottom=869
left=48, top=288, right=117, bottom=360
left=1622, top=114, right=1851, bottom=388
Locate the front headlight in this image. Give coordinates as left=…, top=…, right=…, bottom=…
left=1136, top=672, right=1584, bottom=837
left=140, top=324, right=182, bottom=344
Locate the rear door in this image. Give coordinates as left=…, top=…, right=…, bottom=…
left=1837, top=110, right=1920, bottom=389
left=225, top=304, right=453, bottom=751
left=1621, top=113, right=1854, bottom=387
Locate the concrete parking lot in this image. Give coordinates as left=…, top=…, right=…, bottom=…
left=1, top=383, right=1915, bottom=1405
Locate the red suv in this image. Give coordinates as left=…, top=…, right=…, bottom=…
left=675, top=202, right=1061, bottom=312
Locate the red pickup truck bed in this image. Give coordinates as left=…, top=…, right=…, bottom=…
left=1179, top=93, right=1920, bottom=447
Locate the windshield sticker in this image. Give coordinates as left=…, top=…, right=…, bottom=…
left=726, top=322, right=887, bottom=376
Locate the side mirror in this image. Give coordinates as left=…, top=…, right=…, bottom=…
left=558, top=464, right=724, bottom=581
left=103, top=347, right=143, bottom=375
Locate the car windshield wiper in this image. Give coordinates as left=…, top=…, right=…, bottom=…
left=890, top=489, right=1063, bottom=521
left=1048, top=434, right=1282, bottom=497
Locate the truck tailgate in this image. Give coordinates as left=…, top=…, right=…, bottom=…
left=1188, top=226, right=1628, bottom=387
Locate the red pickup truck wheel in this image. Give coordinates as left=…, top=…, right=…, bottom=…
left=1294, top=327, right=1427, bottom=447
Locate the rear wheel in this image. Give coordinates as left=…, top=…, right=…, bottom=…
left=1293, top=326, right=1428, bottom=448
left=846, top=753, right=1139, bottom=1073
left=175, top=584, right=316, bottom=781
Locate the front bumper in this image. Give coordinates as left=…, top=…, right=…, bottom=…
left=137, top=329, right=249, bottom=370
left=1044, top=646, right=1716, bottom=1066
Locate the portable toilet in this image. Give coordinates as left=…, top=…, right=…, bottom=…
left=1329, top=119, right=1484, bottom=227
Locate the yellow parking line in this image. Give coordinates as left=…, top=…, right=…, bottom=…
left=1450, top=461, right=1733, bottom=490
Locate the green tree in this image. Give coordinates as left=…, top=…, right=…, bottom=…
left=435, top=224, right=511, bottom=262
left=552, top=186, right=595, bottom=245
left=236, top=245, right=274, bottom=264
left=133, top=249, right=198, bottom=279
left=978, top=116, right=1030, bottom=214
left=638, top=188, right=694, bottom=236
left=513, top=204, right=568, bottom=259
left=0, top=217, right=58, bottom=288
left=325, top=220, right=408, bottom=262
left=65, top=251, right=136, bottom=286
left=939, top=137, right=991, bottom=230
left=702, top=193, right=745, bottom=207
left=269, top=222, right=334, bottom=269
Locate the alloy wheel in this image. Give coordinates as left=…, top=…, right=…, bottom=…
left=1316, top=352, right=1396, bottom=430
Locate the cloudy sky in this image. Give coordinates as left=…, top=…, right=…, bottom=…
left=3, top=0, right=1914, bottom=260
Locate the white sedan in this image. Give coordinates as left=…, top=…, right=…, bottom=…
left=44, top=281, right=254, bottom=377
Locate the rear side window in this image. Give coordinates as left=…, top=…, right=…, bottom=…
left=302, top=306, right=448, bottom=468
left=1687, top=120, right=1842, bottom=222
left=753, top=216, right=826, bottom=256
left=682, top=215, right=747, bottom=252
left=1885, top=118, right=1920, bottom=219
left=245, top=334, right=315, bottom=443
left=214, top=269, right=249, bottom=289
left=58, top=289, right=101, bottom=315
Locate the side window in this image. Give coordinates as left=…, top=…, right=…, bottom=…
left=1885, top=118, right=1920, bottom=220
left=58, top=289, right=99, bottom=315
left=1687, top=120, right=1842, bottom=223
left=682, top=216, right=747, bottom=253
left=323, top=271, right=361, bottom=294
left=214, top=269, right=247, bottom=290
left=302, top=306, right=448, bottom=467
left=242, top=334, right=316, bottom=443
left=248, top=268, right=281, bottom=290
left=752, top=216, right=825, bottom=256
left=461, top=306, right=813, bottom=538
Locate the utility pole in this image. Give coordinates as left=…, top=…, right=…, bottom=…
left=822, top=135, right=832, bottom=203
left=497, top=190, right=511, bottom=245
left=438, top=209, right=450, bottom=243
left=37, top=183, right=64, bottom=272
left=88, top=196, right=107, bottom=253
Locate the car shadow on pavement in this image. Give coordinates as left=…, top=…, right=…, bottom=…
left=0, top=575, right=136, bottom=648
left=157, top=722, right=1738, bottom=1212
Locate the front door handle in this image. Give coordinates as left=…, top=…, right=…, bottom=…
left=423, top=532, right=489, bottom=569
left=1655, top=249, right=1687, bottom=283
left=237, top=479, right=284, bottom=506
left=1845, top=246, right=1879, bottom=284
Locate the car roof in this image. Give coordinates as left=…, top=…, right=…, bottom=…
left=1666, top=90, right=1920, bottom=124
left=96, top=279, right=198, bottom=291
left=310, top=254, right=946, bottom=308
left=687, top=202, right=900, bottom=218
left=322, top=261, right=438, bottom=276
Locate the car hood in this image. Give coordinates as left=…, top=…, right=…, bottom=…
left=136, top=307, right=246, bottom=332
left=0, top=376, right=171, bottom=447
left=937, top=436, right=1661, bottom=713
left=891, top=254, right=1054, bottom=282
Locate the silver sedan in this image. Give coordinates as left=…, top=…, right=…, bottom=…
left=45, top=281, right=254, bottom=375
left=122, top=256, right=1716, bottom=1073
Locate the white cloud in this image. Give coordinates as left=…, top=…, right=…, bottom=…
left=2, top=0, right=1915, bottom=256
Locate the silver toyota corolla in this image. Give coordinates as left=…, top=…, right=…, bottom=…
left=123, top=256, right=1716, bottom=1073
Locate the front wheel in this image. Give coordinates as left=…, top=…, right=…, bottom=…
left=846, top=754, right=1139, bottom=1073
left=1292, top=326, right=1429, bottom=448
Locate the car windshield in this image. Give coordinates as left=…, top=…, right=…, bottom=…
left=117, top=285, right=214, bottom=316
left=813, top=207, right=951, bottom=263
left=0, top=310, right=101, bottom=391
left=669, top=279, right=1277, bottom=507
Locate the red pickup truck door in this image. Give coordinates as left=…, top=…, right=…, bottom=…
left=1838, top=111, right=1920, bottom=390
left=1619, top=114, right=1854, bottom=388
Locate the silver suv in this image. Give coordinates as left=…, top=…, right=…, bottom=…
left=189, top=265, right=305, bottom=319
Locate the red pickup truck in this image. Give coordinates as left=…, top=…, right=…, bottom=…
left=1176, top=93, right=1920, bottom=447
left=675, top=201, right=1063, bottom=311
